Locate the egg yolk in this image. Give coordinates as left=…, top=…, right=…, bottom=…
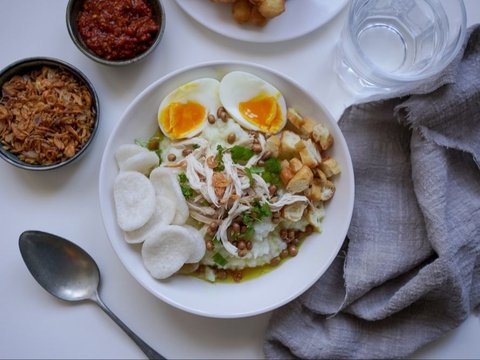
left=159, top=101, right=206, bottom=139
left=238, top=94, right=283, bottom=133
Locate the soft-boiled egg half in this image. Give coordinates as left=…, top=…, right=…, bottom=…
left=219, top=71, right=287, bottom=134
left=158, top=78, right=221, bottom=140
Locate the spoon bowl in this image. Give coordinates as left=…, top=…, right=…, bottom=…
left=19, top=230, right=164, bottom=360
left=19, top=230, right=99, bottom=302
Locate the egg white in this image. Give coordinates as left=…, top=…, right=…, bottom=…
left=219, top=71, right=287, bottom=134
left=201, top=117, right=250, bottom=151
left=158, top=78, right=221, bottom=140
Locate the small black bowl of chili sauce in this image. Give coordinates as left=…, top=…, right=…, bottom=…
left=66, top=0, right=166, bottom=66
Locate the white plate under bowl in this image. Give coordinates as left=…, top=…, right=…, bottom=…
left=99, top=61, right=354, bottom=318
left=174, top=0, right=349, bottom=43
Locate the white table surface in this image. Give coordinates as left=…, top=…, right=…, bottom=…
left=1, top=1, right=479, bottom=359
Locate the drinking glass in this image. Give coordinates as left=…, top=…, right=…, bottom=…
left=335, top=0, right=466, bottom=98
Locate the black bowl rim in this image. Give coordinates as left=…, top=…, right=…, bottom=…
left=0, top=56, right=100, bottom=171
left=66, top=0, right=166, bottom=66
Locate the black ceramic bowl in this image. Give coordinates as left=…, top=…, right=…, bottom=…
left=66, top=0, right=166, bottom=66
left=0, top=57, right=100, bottom=171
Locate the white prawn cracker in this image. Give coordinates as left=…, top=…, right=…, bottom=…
left=183, top=225, right=207, bottom=263
left=115, top=144, right=146, bottom=167
left=141, top=225, right=197, bottom=279
left=124, top=195, right=177, bottom=244
left=150, top=167, right=189, bottom=225
left=115, top=144, right=159, bottom=175
left=113, top=171, right=156, bottom=232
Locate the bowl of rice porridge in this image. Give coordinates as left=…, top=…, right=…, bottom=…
left=99, top=61, right=354, bottom=318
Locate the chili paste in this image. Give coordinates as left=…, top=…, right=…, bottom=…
left=77, top=0, right=160, bottom=61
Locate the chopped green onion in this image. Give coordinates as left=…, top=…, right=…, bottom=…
left=212, top=237, right=221, bottom=247
left=244, top=168, right=254, bottom=186
left=244, top=227, right=255, bottom=241
left=214, top=145, right=226, bottom=172
left=212, top=252, right=228, bottom=266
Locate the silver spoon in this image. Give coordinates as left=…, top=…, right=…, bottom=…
left=19, top=230, right=165, bottom=360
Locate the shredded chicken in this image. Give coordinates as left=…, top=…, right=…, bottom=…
left=216, top=201, right=249, bottom=256
left=252, top=173, right=270, bottom=198
left=190, top=210, right=216, bottom=224
left=223, top=152, right=243, bottom=197
left=268, top=194, right=309, bottom=212
left=187, top=201, right=216, bottom=216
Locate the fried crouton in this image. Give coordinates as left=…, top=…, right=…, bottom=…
left=280, top=130, right=305, bottom=159
left=301, top=117, right=316, bottom=135
left=319, top=157, right=341, bottom=178
left=315, top=168, right=328, bottom=182
left=306, top=178, right=323, bottom=202
left=287, top=108, right=315, bottom=137
left=280, top=159, right=295, bottom=186
left=287, top=108, right=303, bottom=128
left=289, top=157, right=303, bottom=173
left=286, top=165, right=313, bottom=194
left=299, top=139, right=322, bottom=168
left=266, top=134, right=281, bottom=157
left=312, top=123, right=334, bottom=150
left=319, top=180, right=336, bottom=201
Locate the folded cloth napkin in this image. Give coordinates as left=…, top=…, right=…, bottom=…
left=264, top=25, right=480, bottom=359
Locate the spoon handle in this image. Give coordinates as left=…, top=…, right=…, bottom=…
left=93, top=292, right=165, bottom=360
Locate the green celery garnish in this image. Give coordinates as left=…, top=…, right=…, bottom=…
left=264, top=157, right=281, bottom=173
left=134, top=138, right=148, bottom=147
left=251, top=200, right=272, bottom=219
left=244, top=166, right=264, bottom=186
left=178, top=173, right=194, bottom=200
left=230, top=145, right=254, bottom=163
left=261, top=157, right=281, bottom=186
left=241, top=200, right=272, bottom=241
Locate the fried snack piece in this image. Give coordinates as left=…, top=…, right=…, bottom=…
left=257, top=0, right=285, bottom=19
left=212, top=0, right=286, bottom=27
left=232, top=0, right=252, bottom=24
left=250, top=5, right=267, bottom=26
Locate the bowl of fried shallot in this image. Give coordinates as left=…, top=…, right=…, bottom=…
left=0, top=57, right=99, bottom=171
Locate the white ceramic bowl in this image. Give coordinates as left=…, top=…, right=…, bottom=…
left=99, top=61, right=354, bottom=318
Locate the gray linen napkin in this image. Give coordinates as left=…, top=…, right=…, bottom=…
left=264, top=25, right=480, bottom=359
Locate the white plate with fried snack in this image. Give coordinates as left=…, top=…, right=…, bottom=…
left=174, top=0, right=348, bottom=43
